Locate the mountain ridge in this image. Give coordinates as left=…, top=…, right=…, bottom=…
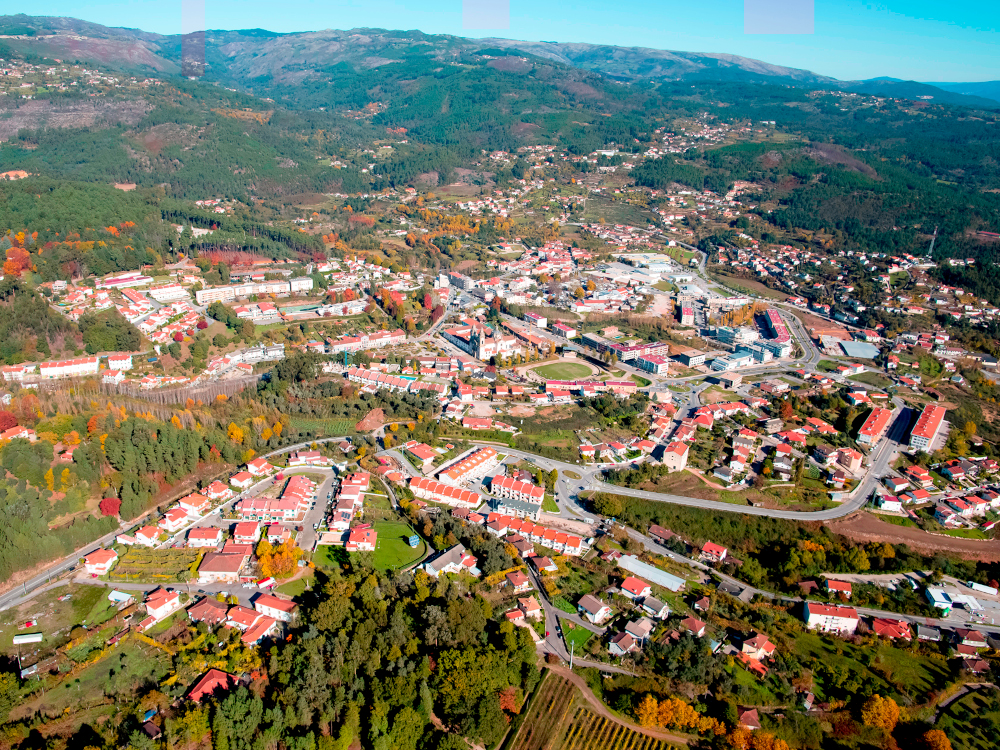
left=1, top=14, right=997, bottom=109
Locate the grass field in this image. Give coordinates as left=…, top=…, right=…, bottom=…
left=630, top=374, right=652, bottom=387
left=0, top=584, right=116, bottom=652
left=277, top=573, right=315, bottom=598
left=849, top=371, right=894, bottom=389
left=935, top=687, right=1000, bottom=750
left=11, top=639, right=170, bottom=720
left=793, top=632, right=953, bottom=702
left=542, top=494, right=560, bottom=513
left=533, top=362, right=594, bottom=380
left=369, top=519, right=426, bottom=570
left=312, top=546, right=342, bottom=569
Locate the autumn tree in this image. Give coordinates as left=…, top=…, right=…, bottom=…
left=99, top=497, right=122, bottom=516
left=921, top=729, right=952, bottom=750
left=861, top=694, right=899, bottom=732
left=635, top=694, right=659, bottom=727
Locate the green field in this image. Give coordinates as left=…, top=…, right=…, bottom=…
left=936, top=687, right=1000, bottom=750
left=312, top=545, right=343, bottom=569
left=533, top=362, right=594, bottom=380
left=369, top=519, right=427, bottom=570
left=277, top=573, right=315, bottom=598
left=0, top=584, right=118, bottom=652
left=848, top=371, right=893, bottom=389
left=562, top=625, right=593, bottom=653
left=542, top=494, right=560, bottom=513
left=630, top=374, right=652, bottom=387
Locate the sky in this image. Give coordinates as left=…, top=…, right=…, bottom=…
left=18, top=0, right=1000, bottom=81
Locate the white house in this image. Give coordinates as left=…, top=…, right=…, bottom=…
left=253, top=593, right=297, bottom=623
left=144, top=588, right=181, bottom=620
left=803, top=602, right=859, bottom=635
left=577, top=594, right=613, bottom=624
left=188, top=527, right=223, bottom=548
left=83, top=548, right=118, bottom=576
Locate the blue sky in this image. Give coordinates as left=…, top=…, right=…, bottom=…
left=25, top=0, right=1000, bottom=81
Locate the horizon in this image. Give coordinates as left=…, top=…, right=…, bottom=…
left=10, top=1, right=1000, bottom=83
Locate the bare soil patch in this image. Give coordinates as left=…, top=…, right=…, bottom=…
left=509, top=404, right=536, bottom=417
left=828, top=513, right=1000, bottom=561
left=355, top=408, right=385, bottom=432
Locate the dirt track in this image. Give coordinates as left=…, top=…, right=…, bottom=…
left=828, top=513, right=1000, bottom=562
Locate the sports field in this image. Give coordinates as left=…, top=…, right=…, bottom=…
left=533, top=362, right=593, bottom=380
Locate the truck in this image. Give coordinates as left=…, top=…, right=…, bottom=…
left=966, top=581, right=999, bottom=596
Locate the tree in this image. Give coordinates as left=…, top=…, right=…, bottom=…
left=779, top=400, right=795, bottom=421
left=573, top=287, right=586, bottom=299
left=0, top=411, right=16, bottom=431
left=99, top=496, right=122, bottom=517
left=635, top=694, right=659, bottom=727
left=861, top=694, right=899, bottom=732
left=921, top=729, right=952, bottom=750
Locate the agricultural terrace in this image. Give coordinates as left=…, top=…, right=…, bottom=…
left=506, top=670, right=682, bottom=750
left=107, top=548, right=203, bottom=583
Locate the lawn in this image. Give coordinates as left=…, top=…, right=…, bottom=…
left=817, top=360, right=841, bottom=373
left=312, top=545, right=343, bottom=569
left=562, top=624, right=593, bottom=653
left=369, top=519, right=426, bottom=570
left=533, top=362, right=594, bottom=380
left=542, top=494, right=559, bottom=513
left=630, top=374, right=652, bottom=387
left=277, top=573, right=315, bottom=598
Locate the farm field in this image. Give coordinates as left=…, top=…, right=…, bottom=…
left=108, top=548, right=203, bottom=583
left=288, top=417, right=357, bottom=437
left=505, top=670, right=681, bottom=750
left=0, top=584, right=116, bottom=652
left=533, top=362, right=594, bottom=380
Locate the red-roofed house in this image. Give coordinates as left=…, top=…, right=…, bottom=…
left=160, top=507, right=190, bottom=533
left=144, top=588, right=181, bottom=620
left=83, top=548, right=118, bottom=576
left=660, top=441, right=689, bottom=472
left=188, top=527, right=223, bottom=548
left=871, top=618, right=911, bottom=641
left=700, top=542, right=728, bottom=563
left=233, top=522, right=261, bottom=544
left=804, top=602, right=859, bottom=634
left=188, top=669, right=238, bottom=703
left=253, top=593, right=297, bottom=622
left=620, top=576, right=652, bottom=600
left=825, top=579, right=852, bottom=598
left=135, top=526, right=160, bottom=547
left=345, top=525, right=377, bottom=552
left=506, top=570, right=531, bottom=592
left=230, top=472, right=254, bottom=490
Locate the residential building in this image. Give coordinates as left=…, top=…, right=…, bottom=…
left=437, top=447, right=499, bottom=485
left=577, top=594, right=613, bottom=624
left=346, top=525, right=378, bottom=552
left=909, top=404, right=947, bottom=452
left=423, top=544, right=481, bottom=577
left=609, top=632, right=639, bottom=656
left=857, top=407, right=893, bottom=445
left=620, top=576, right=652, bottom=600
left=803, top=602, right=859, bottom=634
left=489, top=475, right=544, bottom=520
left=660, top=441, right=689, bottom=471
left=254, top=594, right=297, bottom=623
left=83, top=548, right=118, bottom=576
left=188, top=527, right=223, bottom=548
left=197, top=553, right=246, bottom=584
